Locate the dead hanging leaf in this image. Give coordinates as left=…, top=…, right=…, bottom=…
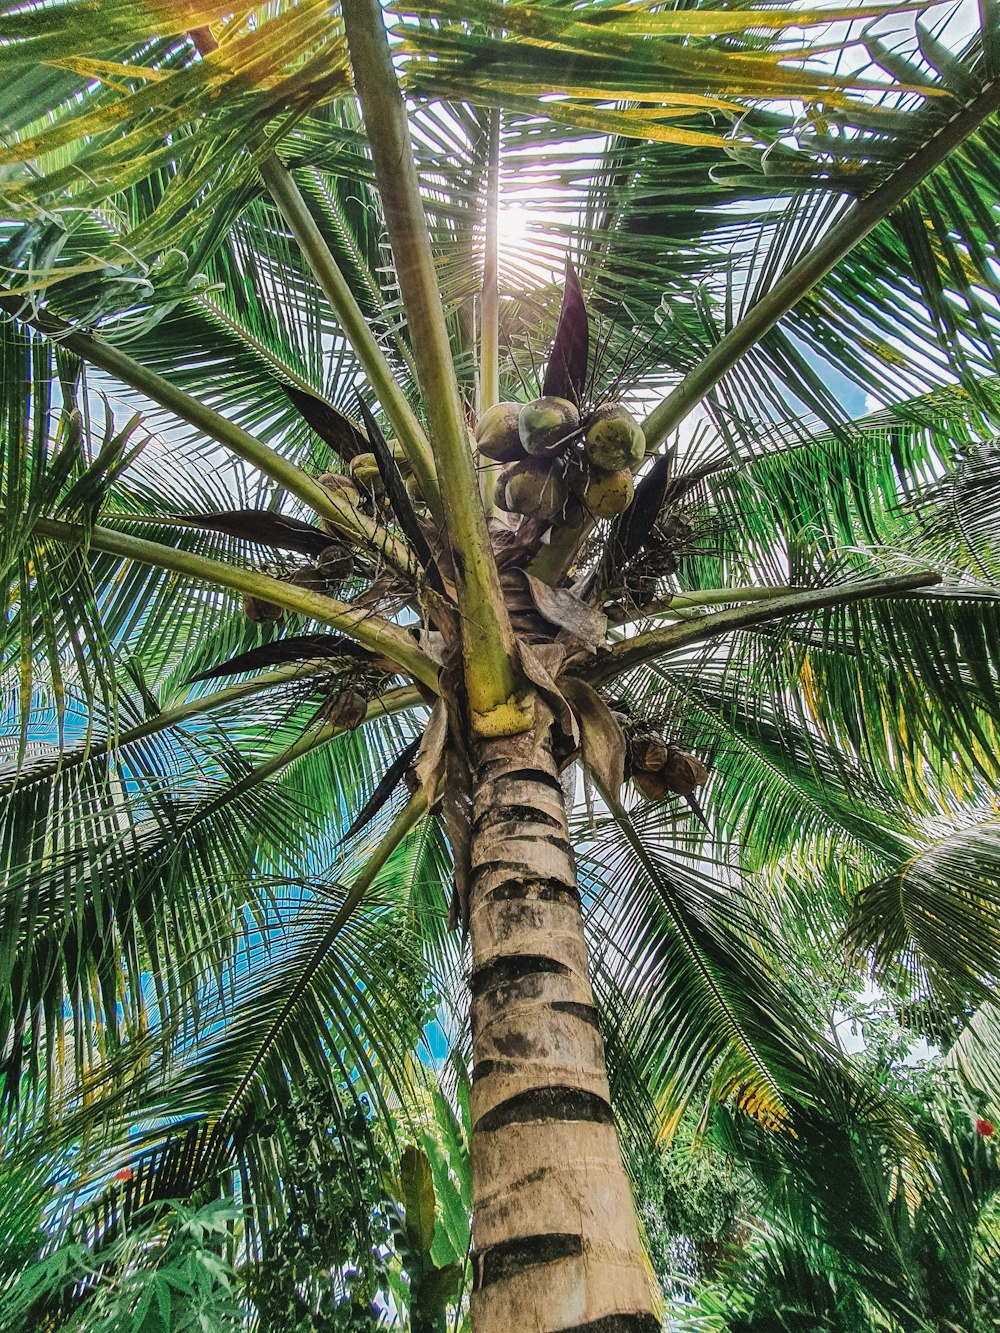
left=342, top=735, right=423, bottom=843
left=415, top=700, right=449, bottom=807
left=519, top=642, right=579, bottom=767
left=560, top=677, right=626, bottom=809
left=188, top=509, right=331, bottom=557
left=355, top=392, right=445, bottom=593
left=189, top=632, right=371, bottom=682
left=491, top=518, right=550, bottom=570
left=525, top=572, right=608, bottom=654
left=417, top=629, right=447, bottom=666
left=683, top=791, right=711, bottom=829
left=283, top=384, right=368, bottom=463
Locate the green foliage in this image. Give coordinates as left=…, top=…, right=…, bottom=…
left=656, top=990, right=1000, bottom=1333
left=391, top=1144, right=464, bottom=1333
left=0, top=1198, right=244, bottom=1333
left=633, top=1121, right=752, bottom=1298
left=2, top=1, right=1000, bottom=1327
left=243, top=1082, right=391, bottom=1331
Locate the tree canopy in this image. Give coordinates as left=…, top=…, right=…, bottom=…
left=1, top=0, right=1000, bottom=1326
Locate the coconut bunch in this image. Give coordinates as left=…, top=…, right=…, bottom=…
left=476, top=396, right=645, bottom=526
left=241, top=539, right=356, bottom=622
left=611, top=508, right=696, bottom=611
left=625, top=722, right=709, bottom=805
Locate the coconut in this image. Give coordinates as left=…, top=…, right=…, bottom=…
left=317, top=472, right=362, bottom=535
left=349, top=452, right=384, bottom=494
left=318, top=471, right=357, bottom=496
left=287, top=565, right=327, bottom=595
left=317, top=544, right=354, bottom=582
left=242, top=592, right=282, bottom=623
left=662, top=748, right=708, bottom=795
left=386, top=439, right=411, bottom=475
left=502, top=457, right=569, bottom=523
left=518, top=396, right=579, bottom=458
left=583, top=402, right=645, bottom=473
left=576, top=465, right=634, bottom=518
left=633, top=768, right=671, bottom=801
left=475, top=401, right=526, bottom=463
left=630, top=735, right=669, bottom=773
left=323, top=688, right=368, bottom=730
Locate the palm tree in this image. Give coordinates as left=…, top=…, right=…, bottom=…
left=2, top=0, right=1000, bottom=1327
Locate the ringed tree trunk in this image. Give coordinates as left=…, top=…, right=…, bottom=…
left=467, top=705, right=658, bottom=1332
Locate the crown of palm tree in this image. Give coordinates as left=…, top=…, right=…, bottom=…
left=1, top=0, right=1000, bottom=1323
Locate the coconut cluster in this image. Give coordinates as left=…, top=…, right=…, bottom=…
left=476, top=397, right=645, bottom=524
left=242, top=537, right=355, bottom=623
left=626, top=726, right=708, bottom=803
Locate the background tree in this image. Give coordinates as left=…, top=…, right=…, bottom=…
left=2, top=0, right=1000, bottom=1328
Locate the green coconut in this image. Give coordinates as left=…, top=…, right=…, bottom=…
left=404, top=473, right=428, bottom=510
left=518, top=396, right=579, bottom=458
left=579, top=465, right=634, bottom=518
left=502, top=457, right=569, bottom=523
left=583, top=402, right=645, bottom=473
left=475, top=401, right=526, bottom=463
left=349, top=452, right=384, bottom=495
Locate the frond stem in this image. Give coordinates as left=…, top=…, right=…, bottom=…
left=341, top=0, right=525, bottom=734
left=258, top=157, right=443, bottom=521
left=222, top=784, right=429, bottom=1116
left=6, top=675, right=421, bottom=790
left=587, top=571, right=941, bottom=685
left=609, top=585, right=795, bottom=626
left=27, top=514, right=439, bottom=690
left=0, top=295, right=412, bottom=571
left=480, top=109, right=501, bottom=416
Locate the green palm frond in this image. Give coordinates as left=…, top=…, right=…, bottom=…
left=579, top=803, right=846, bottom=1132
left=848, top=814, right=1000, bottom=1008
left=0, top=3, right=352, bottom=307
left=719, top=1075, right=1000, bottom=1330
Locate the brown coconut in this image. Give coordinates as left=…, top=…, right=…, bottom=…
left=662, top=748, right=709, bottom=795
left=242, top=592, right=282, bottom=623
left=630, top=735, right=669, bottom=773
left=633, top=768, right=671, bottom=801
left=323, top=688, right=368, bottom=730
left=317, top=472, right=362, bottom=536
left=287, top=565, right=327, bottom=595
left=317, top=544, right=354, bottom=582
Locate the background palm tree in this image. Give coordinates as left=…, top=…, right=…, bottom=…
left=2, top=0, right=1000, bottom=1327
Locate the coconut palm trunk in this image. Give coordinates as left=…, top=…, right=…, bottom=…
left=468, top=717, right=656, bottom=1330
